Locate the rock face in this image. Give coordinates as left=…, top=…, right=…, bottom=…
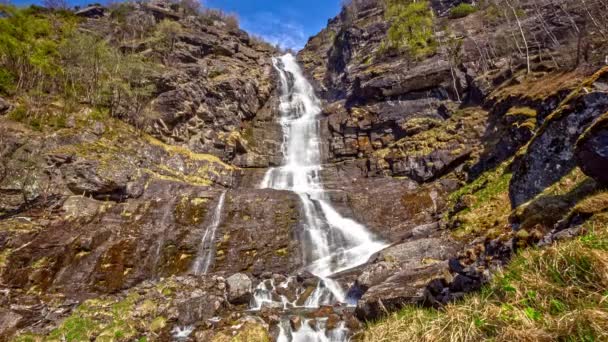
left=78, top=0, right=281, bottom=165
left=510, top=72, right=608, bottom=207
left=3, top=0, right=608, bottom=340
left=576, top=112, right=608, bottom=185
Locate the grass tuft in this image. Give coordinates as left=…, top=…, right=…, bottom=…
left=361, top=214, right=608, bottom=342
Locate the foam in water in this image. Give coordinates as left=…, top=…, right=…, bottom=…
left=257, top=53, right=387, bottom=340
left=191, top=191, right=227, bottom=275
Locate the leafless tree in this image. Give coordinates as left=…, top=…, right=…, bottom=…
left=505, top=0, right=531, bottom=73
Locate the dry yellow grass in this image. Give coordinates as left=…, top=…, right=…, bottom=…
left=360, top=214, right=608, bottom=342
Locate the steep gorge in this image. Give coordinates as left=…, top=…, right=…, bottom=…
left=1, top=0, right=608, bottom=341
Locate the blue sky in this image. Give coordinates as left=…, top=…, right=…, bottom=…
left=10, top=0, right=342, bottom=50
left=206, top=0, right=341, bottom=50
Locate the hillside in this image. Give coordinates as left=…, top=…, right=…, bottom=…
left=297, top=0, right=608, bottom=340
left=1, top=0, right=608, bottom=341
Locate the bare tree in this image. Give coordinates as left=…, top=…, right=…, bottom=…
left=505, top=0, right=531, bottom=73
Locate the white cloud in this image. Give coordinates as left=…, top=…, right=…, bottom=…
left=239, top=11, right=308, bottom=51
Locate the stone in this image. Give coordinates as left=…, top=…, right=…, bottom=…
left=355, top=262, right=451, bottom=321
left=576, top=113, right=608, bottom=184
left=0, top=97, right=10, bottom=114
left=0, top=309, right=22, bottom=341
left=226, top=273, right=253, bottom=305
left=289, top=315, right=302, bottom=330
left=75, top=5, right=106, bottom=18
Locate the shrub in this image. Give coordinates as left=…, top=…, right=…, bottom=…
left=383, top=0, right=437, bottom=59
left=199, top=8, right=239, bottom=29
left=449, top=3, right=477, bottom=19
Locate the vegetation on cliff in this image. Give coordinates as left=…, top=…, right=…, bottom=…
left=362, top=213, right=608, bottom=342
left=383, top=0, right=436, bottom=58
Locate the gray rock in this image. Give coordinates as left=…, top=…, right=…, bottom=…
left=226, top=273, right=253, bottom=305
left=510, top=91, right=608, bottom=207
left=0, top=97, right=10, bottom=114
left=576, top=113, right=608, bottom=185
left=0, top=309, right=22, bottom=341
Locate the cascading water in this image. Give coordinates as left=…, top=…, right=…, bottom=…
left=257, top=54, right=387, bottom=341
left=191, top=191, right=227, bottom=275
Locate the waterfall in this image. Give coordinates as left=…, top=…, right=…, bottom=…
left=191, top=191, right=227, bottom=275
left=258, top=54, right=387, bottom=340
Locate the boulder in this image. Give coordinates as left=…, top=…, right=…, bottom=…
left=226, top=273, right=252, bottom=305
left=355, top=262, right=451, bottom=321
left=575, top=112, right=608, bottom=184
left=75, top=5, right=106, bottom=18
left=0, top=97, right=10, bottom=114
left=176, top=294, right=226, bottom=325
left=510, top=90, right=608, bottom=207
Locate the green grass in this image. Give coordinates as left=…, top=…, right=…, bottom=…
left=447, top=161, right=513, bottom=239
left=362, top=213, right=608, bottom=342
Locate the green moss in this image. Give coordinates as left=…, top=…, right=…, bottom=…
left=43, top=293, right=142, bottom=341
left=149, top=316, right=167, bottom=332
left=0, top=248, right=12, bottom=268
left=448, top=161, right=513, bottom=239
left=511, top=168, right=597, bottom=230
left=275, top=248, right=288, bottom=257
left=175, top=196, right=209, bottom=225
left=31, top=257, right=49, bottom=269
left=506, top=106, right=537, bottom=118
left=241, top=125, right=257, bottom=148
left=145, top=135, right=234, bottom=169
left=449, top=3, right=478, bottom=19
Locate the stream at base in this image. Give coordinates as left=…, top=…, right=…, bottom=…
left=255, top=54, right=387, bottom=341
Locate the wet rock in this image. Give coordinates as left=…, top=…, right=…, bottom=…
left=259, top=307, right=281, bottom=325
left=576, top=112, right=608, bottom=185
left=289, top=315, right=302, bottom=330
left=326, top=314, right=341, bottom=330
left=212, top=190, right=303, bottom=275
left=226, top=273, right=252, bottom=305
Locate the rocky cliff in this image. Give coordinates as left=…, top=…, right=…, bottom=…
left=298, top=0, right=608, bottom=329
left=1, top=0, right=608, bottom=341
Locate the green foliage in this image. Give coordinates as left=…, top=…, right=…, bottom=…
left=0, top=5, right=70, bottom=92
left=383, top=0, right=437, bottom=58
left=0, top=67, right=14, bottom=94
left=0, top=4, right=158, bottom=130
left=449, top=3, right=477, bottom=19
left=154, top=19, right=183, bottom=59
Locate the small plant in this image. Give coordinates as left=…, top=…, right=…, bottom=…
left=449, top=3, right=477, bottom=19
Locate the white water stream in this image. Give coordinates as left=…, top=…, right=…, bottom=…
left=191, top=191, right=227, bottom=275
left=258, top=54, right=387, bottom=341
